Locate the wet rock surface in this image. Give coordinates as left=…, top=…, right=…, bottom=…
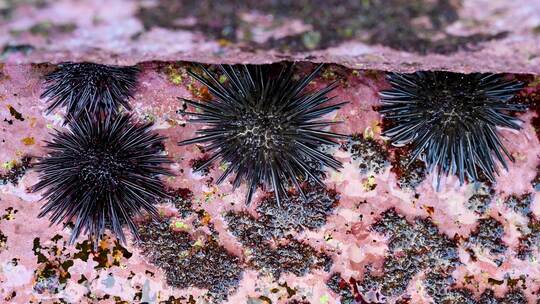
left=2, top=1, right=540, bottom=73
left=1, top=62, right=540, bottom=303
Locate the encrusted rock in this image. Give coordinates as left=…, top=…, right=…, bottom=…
left=344, top=134, right=390, bottom=175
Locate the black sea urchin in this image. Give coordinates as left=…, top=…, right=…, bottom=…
left=32, top=113, right=171, bottom=244
left=379, top=72, right=525, bottom=184
left=179, top=64, right=346, bottom=204
left=41, top=62, right=139, bottom=119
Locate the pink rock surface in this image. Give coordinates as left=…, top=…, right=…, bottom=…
left=1, top=62, right=540, bottom=303
left=0, top=1, right=540, bottom=74
left=2, top=3, right=540, bottom=302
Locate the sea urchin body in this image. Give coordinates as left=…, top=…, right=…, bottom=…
left=41, top=62, right=139, bottom=120
left=32, top=113, right=171, bottom=244
left=379, top=72, right=524, bottom=184
left=179, top=64, right=346, bottom=204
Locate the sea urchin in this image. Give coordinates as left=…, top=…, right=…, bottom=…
left=179, top=64, right=346, bottom=204
left=32, top=113, right=171, bottom=244
left=379, top=72, right=525, bottom=184
left=41, top=62, right=139, bottom=120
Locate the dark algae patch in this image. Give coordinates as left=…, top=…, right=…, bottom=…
left=466, top=217, right=507, bottom=260
left=189, top=154, right=213, bottom=176
left=161, top=187, right=194, bottom=218
left=532, top=164, right=540, bottom=191
left=357, top=209, right=532, bottom=303
left=500, top=289, right=528, bottom=304
left=424, top=272, right=476, bottom=304
left=7, top=105, right=24, bottom=121
left=0, top=156, right=32, bottom=186
left=466, top=195, right=492, bottom=216
left=32, top=234, right=132, bottom=295
left=225, top=211, right=272, bottom=246
left=326, top=273, right=357, bottom=304
left=512, top=75, right=540, bottom=142
left=137, top=1, right=239, bottom=42
left=0, top=207, right=17, bottom=253
left=137, top=218, right=243, bottom=302
left=136, top=0, right=506, bottom=54
left=423, top=274, right=528, bottom=304
left=343, top=133, right=389, bottom=175
left=255, top=186, right=340, bottom=238
left=466, top=182, right=495, bottom=215
left=225, top=187, right=336, bottom=280
left=250, top=238, right=332, bottom=279
left=1, top=44, right=34, bottom=57
left=504, top=193, right=534, bottom=216
left=391, top=148, right=427, bottom=191
left=0, top=230, right=6, bottom=252
left=25, top=232, right=183, bottom=302
left=517, top=216, right=540, bottom=260
left=424, top=276, right=528, bottom=304
left=32, top=235, right=72, bottom=295
left=173, top=241, right=244, bottom=301
left=137, top=219, right=194, bottom=263
left=356, top=209, right=528, bottom=304
left=360, top=208, right=459, bottom=299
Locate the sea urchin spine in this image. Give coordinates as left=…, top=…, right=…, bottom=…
left=379, top=71, right=525, bottom=184
left=41, top=62, right=140, bottom=120
left=32, top=113, right=172, bottom=244
left=179, top=64, right=346, bottom=204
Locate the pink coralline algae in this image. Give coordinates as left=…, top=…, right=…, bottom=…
left=2, top=1, right=540, bottom=303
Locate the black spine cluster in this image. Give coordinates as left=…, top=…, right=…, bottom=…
left=179, top=64, right=346, bottom=204
left=379, top=71, right=524, bottom=184
left=33, top=113, right=171, bottom=244
left=41, top=62, right=139, bottom=120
